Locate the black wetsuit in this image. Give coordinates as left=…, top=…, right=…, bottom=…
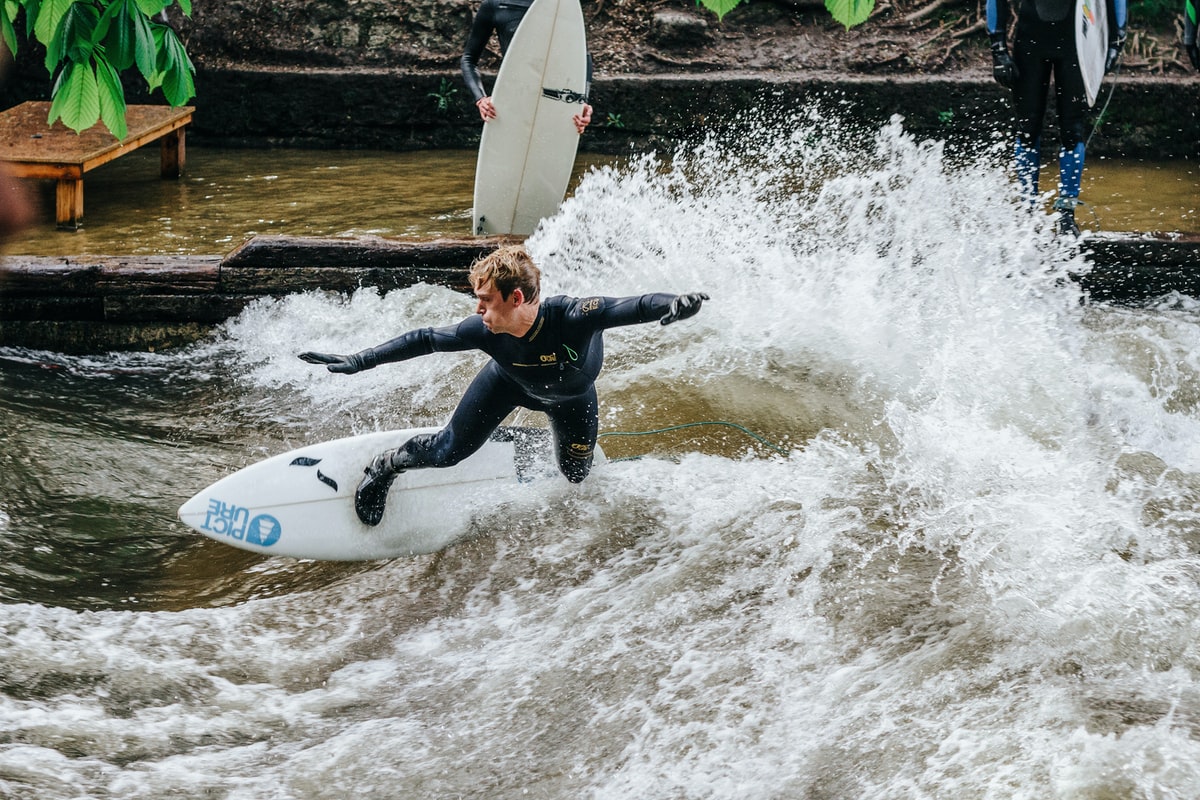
left=357, top=293, right=676, bottom=482
left=988, top=0, right=1125, bottom=204
left=460, top=0, right=593, bottom=105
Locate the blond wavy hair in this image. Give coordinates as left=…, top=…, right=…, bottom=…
left=468, top=244, right=541, bottom=303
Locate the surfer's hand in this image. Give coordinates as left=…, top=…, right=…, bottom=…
left=1189, top=42, right=1200, bottom=72
left=1105, top=27, right=1126, bottom=73
left=477, top=96, right=496, bottom=122
left=298, top=351, right=371, bottom=374
left=573, top=103, right=593, bottom=135
left=660, top=292, right=709, bottom=326
left=989, top=33, right=1017, bottom=89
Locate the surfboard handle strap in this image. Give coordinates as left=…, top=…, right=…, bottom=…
left=541, top=87, right=587, bottom=104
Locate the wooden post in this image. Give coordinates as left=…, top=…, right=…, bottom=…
left=160, top=128, right=185, bottom=178
left=56, top=177, right=83, bottom=229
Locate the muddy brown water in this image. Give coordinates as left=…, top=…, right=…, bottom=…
left=3, top=147, right=1197, bottom=256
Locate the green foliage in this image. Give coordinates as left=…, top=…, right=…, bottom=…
left=696, top=0, right=876, bottom=29
left=694, top=0, right=741, bottom=22
left=428, top=77, right=457, bottom=113
left=606, top=112, right=624, bottom=128
left=0, top=0, right=195, bottom=138
left=1128, top=0, right=1179, bottom=25
left=825, top=0, right=875, bottom=28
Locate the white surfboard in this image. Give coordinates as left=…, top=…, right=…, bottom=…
left=178, top=426, right=602, bottom=561
left=1076, top=0, right=1109, bottom=107
left=471, top=0, right=588, bottom=236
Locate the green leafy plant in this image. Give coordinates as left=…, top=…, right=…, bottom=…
left=606, top=112, right=624, bottom=128
left=696, top=0, right=875, bottom=29
left=0, top=0, right=195, bottom=138
left=694, top=0, right=741, bottom=21
left=428, top=77, right=457, bottom=113
left=824, top=0, right=874, bottom=28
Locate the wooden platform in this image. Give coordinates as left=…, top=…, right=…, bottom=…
left=0, top=102, right=194, bottom=229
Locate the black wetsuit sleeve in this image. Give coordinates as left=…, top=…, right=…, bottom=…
left=461, top=0, right=496, bottom=103
left=357, top=320, right=480, bottom=368
left=570, top=294, right=676, bottom=330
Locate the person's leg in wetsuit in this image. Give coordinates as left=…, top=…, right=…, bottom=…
left=355, top=362, right=521, bottom=525
left=545, top=387, right=599, bottom=484
left=1049, top=49, right=1088, bottom=235
left=1012, top=19, right=1088, bottom=235
left=1012, top=35, right=1055, bottom=201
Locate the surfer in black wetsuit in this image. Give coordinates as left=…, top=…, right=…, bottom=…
left=1186, top=0, right=1200, bottom=70
left=988, top=0, right=1127, bottom=235
left=461, top=0, right=594, bottom=134
left=299, top=245, right=707, bottom=526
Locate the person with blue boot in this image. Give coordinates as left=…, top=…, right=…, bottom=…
left=988, top=0, right=1128, bottom=235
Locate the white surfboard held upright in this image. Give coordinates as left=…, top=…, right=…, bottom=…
left=472, top=0, right=588, bottom=236
left=1075, top=0, right=1109, bottom=107
left=178, top=427, right=597, bottom=561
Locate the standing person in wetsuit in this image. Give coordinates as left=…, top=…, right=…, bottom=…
left=1186, top=0, right=1199, bottom=70
left=299, top=245, right=707, bottom=526
left=461, top=0, right=594, bottom=134
left=988, top=0, right=1128, bottom=234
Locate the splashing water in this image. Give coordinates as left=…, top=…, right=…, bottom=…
left=3, top=105, right=1200, bottom=798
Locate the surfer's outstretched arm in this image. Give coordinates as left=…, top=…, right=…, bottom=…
left=569, top=292, right=709, bottom=331
left=298, top=322, right=480, bottom=374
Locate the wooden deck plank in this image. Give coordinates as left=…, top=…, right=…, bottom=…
left=0, top=102, right=194, bottom=227
left=0, top=102, right=194, bottom=169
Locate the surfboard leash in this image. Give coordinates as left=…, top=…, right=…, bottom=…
left=598, top=420, right=790, bottom=457
left=1086, top=55, right=1120, bottom=150
left=1076, top=54, right=1120, bottom=232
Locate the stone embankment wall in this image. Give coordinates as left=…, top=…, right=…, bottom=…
left=2, top=233, right=1198, bottom=353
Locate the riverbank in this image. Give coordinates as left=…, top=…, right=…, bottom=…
left=4, top=64, right=1197, bottom=159
left=164, top=68, right=1200, bottom=159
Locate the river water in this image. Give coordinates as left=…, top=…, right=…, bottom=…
left=3, top=132, right=1198, bottom=255
left=4, top=109, right=1200, bottom=798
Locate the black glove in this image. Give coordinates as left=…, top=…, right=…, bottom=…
left=1187, top=41, right=1199, bottom=72
left=1105, top=27, right=1126, bottom=74
left=990, top=32, right=1018, bottom=89
left=660, top=292, right=709, bottom=326
left=298, top=351, right=375, bottom=374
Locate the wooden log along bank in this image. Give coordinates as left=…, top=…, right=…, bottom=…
left=0, top=232, right=1198, bottom=354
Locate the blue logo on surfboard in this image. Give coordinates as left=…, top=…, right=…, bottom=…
left=201, top=498, right=282, bottom=547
